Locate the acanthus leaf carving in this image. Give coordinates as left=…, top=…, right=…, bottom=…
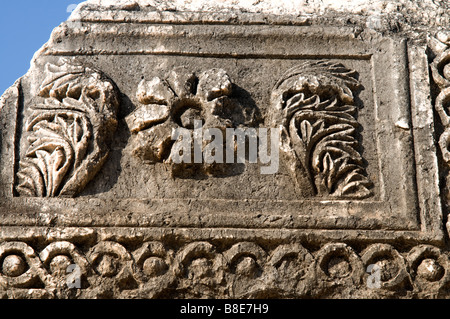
left=16, top=58, right=120, bottom=197
left=271, top=61, right=372, bottom=199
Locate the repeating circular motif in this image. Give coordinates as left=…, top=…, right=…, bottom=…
left=224, top=242, right=266, bottom=278
left=0, top=242, right=45, bottom=289
left=39, top=241, right=90, bottom=288
left=2, top=255, right=27, bottom=277
left=0, top=240, right=449, bottom=298
left=431, top=49, right=450, bottom=89
left=407, top=245, right=450, bottom=294
left=88, top=242, right=133, bottom=278
left=361, top=244, right=409, bottom=290
left=315, top=243, right=364, bottom=286
left=131, top=241, right=175, bottom=297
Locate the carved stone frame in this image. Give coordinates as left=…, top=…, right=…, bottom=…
left=0, top=26, right=443, bottom=244
left=0, top=16, right=448, bottom=298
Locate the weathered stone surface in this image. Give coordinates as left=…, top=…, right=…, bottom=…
left=1, top=0, right=450, bottom=299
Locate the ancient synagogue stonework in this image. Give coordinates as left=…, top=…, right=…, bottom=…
left=1, top=0, right=450, bottom=299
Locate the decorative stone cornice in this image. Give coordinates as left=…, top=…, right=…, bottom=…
left=1, top=0, right=450, bottom=299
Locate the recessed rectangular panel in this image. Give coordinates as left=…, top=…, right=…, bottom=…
left=0, top=24, right=443, bottom=242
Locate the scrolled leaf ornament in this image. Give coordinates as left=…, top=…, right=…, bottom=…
left=271, top=61, right=372, bottom=199
left=16, top=59, right=120, bottom=197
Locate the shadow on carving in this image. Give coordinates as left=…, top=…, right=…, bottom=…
left=80, top=93, right=133, bottom=196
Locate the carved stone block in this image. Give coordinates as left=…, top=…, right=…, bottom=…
left=0, top=0, right=450, bottom=299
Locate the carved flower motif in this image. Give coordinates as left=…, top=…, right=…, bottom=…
left=126, top=67, right=254, bottom=165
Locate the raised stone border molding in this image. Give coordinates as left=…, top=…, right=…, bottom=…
left=0, top=230, right=449, bottom=299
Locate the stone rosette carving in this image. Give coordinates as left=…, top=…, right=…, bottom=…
left=125, top=66, right=258, bottom=177
left=270, top=61, right=373, bottom=199
left=15, top=58, right=120, bottom=197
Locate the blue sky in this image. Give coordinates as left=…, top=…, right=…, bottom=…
left=0, top=0, right=84, bottom=95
